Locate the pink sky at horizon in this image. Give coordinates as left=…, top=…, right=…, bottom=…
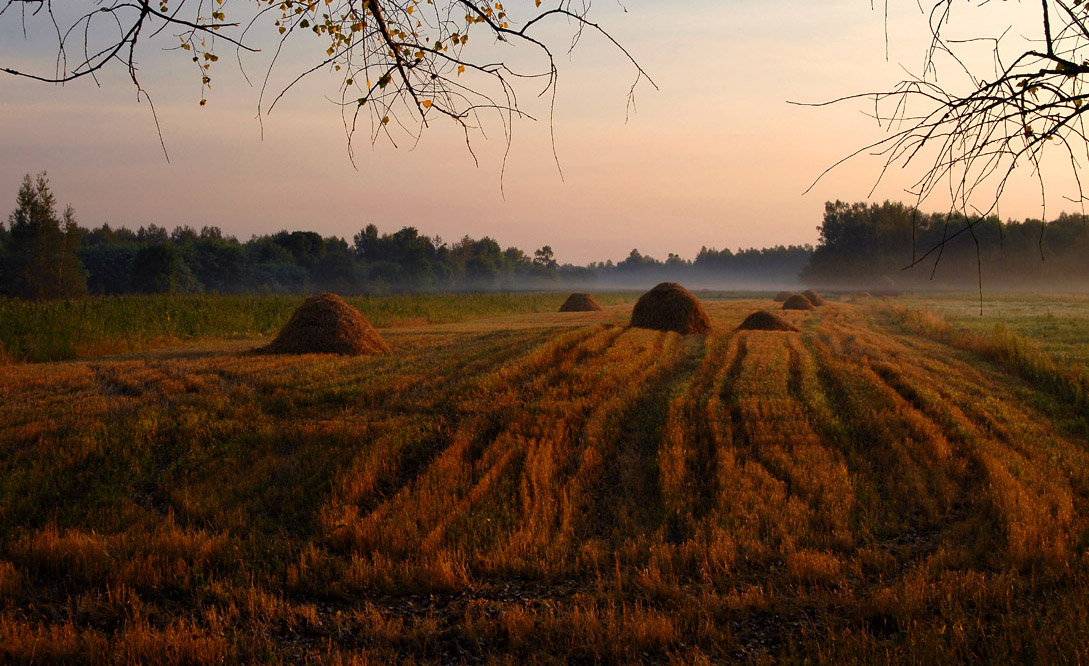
left=0, top=1, right=1075, bottom=265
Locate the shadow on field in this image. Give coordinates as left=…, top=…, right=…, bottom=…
left=588, top=334, right=708, bottom=543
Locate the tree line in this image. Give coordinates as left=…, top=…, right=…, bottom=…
left=0, top=174, right=812, bottom=299
left=8, top=175, right=1087, bottom=300
left=802, top=201, right=1089, bottom=291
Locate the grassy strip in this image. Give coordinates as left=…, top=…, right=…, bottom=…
left=0, top=292, right=635, bottom=363
left=885, top=304, right=1089, bottom=413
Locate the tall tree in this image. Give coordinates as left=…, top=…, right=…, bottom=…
left=2, top=173, right=87, bottom=300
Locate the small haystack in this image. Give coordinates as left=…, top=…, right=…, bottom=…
left=264, top=293, right=390, bottom=356
left=737, top=311, right=799, bottom=332
left=802, top=289, right=826, bottom=306
left=855, top=292, right=873, bottom=299
left=559, top=293, right=603, bottom=312
left=631, top=282, right=712, bottom=335
left=773, top=291, right=795, bottom=303
left=782, top=294, right=816, bottom=311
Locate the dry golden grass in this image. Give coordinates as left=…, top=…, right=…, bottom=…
left=2, top=298, right=1089, bottom=663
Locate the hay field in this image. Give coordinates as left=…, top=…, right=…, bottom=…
left=0, top=293, right=637, bottom=364
left=2, top=297, right=1089, bottom=663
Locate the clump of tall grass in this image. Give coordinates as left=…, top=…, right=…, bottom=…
left=0, top=561, right=19, bottom=600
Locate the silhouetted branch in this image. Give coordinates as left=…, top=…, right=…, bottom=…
left=1, top=0, right=651, bottom=166
left=799, top=1, right=1089, bottom=306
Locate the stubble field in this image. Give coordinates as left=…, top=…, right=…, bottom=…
left=2, top=293, right=1089, bottom=664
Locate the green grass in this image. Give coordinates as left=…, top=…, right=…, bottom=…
left=899, top=292, right=1089, bottom=365
left=883, top=303, right=1089, bottom=423
left=0, top=292, right=636, bottom=363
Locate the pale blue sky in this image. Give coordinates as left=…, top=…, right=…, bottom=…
left=0, top=0, right=1068, bottom=263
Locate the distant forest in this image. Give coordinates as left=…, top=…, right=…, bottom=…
left=3, top=174, right=1089, bottom=299
left=0, top=174, right=810, bottom=298
left=0, top=222, right=813, bottom=297
left=803, top=201, right=1089, bottom=291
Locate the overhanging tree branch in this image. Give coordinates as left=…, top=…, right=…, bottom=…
left=798, top=0, right=1089, bottom=307
left=1, top=0, right=652, bottom=167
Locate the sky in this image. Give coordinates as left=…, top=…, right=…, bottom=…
left=0, top=0, right=1071, bottom=264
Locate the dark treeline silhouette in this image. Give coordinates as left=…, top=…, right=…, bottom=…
left=803, top=201, right=1089, bottom=291
left=1, top=174, right=87, bottom=300
left=0, top=175, right=813, bottom=298
left=73, top=223, right=566, bottom=295
left=587, top=246, right=813, bottom=290
left=9, top=175, right=1089, bottom=300
left=60, top=223, right=812, bottom=296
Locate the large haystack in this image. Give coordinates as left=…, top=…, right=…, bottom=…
left=737, top=311, right=799, bottom=332
left=264, top=293, right=390, bottom=356
left=631, top=282, right=712, bottom=335
left=773, top=290, right=794, bottom=303
left=801, top=289, right=826, bottom=306
left=559, top=293, right=603, bottom=312
left=782, top=294, right=816, bottom=311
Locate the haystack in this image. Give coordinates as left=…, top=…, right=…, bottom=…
left=631, top=282, right=712, bottom=334
left=559, top=293, right=603, bottom=312
left=801, top=289, right=826, bottom=306
left=782, top=294, right=816, bottom=311
left=264, top=293, right=390, bottom=356
left=773, top=291, right=795, bottom=303
left=737, top=311, right=799, bottom=332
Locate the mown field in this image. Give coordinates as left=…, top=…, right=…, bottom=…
left=2, top=293, right=1089, bottom=664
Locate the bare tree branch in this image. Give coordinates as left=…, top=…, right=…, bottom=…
left=1, top=0, right=651, bottom=167
left=800, top=0, right=1089, bottom=305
